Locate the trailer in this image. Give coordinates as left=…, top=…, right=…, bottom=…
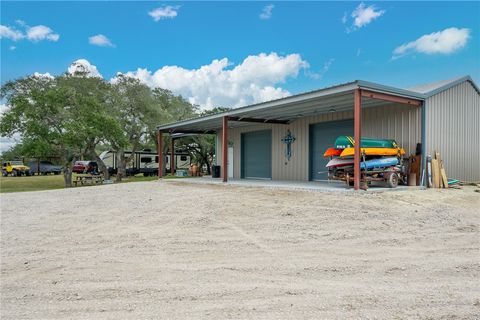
left=328, top=155, right=407, bottom=189
left=99, top=150, right=191, bottom=176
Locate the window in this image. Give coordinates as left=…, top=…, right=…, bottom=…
left=180, top=155, right=187, bottom=161
left=141, top=157, right=152, bottom=163
left=155, top=156, right=159, bottom=163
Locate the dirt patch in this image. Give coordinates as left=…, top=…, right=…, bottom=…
left=1, top=181, right=479, bottom=319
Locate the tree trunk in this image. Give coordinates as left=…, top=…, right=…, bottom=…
left=87, top=142, right=110, bottom=180
left=206, top=157, right=211, bottom=175
left=92, top=150, right=110, bottom=180
left=63, top=168, right=73, bottom=187
left=116, top=149, right=126, bottom=182
left=62, top=159, right=74, bottom=188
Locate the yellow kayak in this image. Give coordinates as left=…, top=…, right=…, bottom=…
left=340, top=147, right=405, bottom=157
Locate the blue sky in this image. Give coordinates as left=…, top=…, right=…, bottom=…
left=1, top=1, right=479, bottom=109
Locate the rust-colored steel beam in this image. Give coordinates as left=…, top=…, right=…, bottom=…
left=222, top=116, right=228, bottom=183
left=170, top=136, right=175, bottom=174
left=157, top=130, right=163, bottom=178
left=227, top=116, right=289, bottom=124
left=167, top=129, right=217, bottom=134
left=354, top=89, right=362, bottom=190
left=361, top=90, right=422, bottom=107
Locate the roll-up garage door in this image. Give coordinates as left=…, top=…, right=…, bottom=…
left=241, top=130, right=272, bottom=179
left=310, top=119, right=353, bottom=181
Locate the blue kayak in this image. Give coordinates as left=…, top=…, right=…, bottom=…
left=360, top=157, right=398, bottom=169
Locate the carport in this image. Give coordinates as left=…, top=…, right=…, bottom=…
left=157, top=80, right=424, bottom=190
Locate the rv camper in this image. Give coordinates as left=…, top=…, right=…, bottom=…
left=99, top=150, right=191, bottom=176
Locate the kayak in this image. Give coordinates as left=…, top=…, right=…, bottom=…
left=326, top=158, right=354, bottom=168
left=334, top=136, right=398, bottom=149
left=340, top=147, right=405, bottom=157
left=323, top=147, right=343, bottom=157
left=360, top=157, right=398, bottom=169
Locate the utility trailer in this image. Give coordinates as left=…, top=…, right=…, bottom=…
left=328, top=155, right=407, bottom=189
left=99, top=150, right=191, bottom=176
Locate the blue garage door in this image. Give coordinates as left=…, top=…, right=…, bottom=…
left=241, top=130, right=272, bottom=179
left=310, top=119, right=353, bottom=181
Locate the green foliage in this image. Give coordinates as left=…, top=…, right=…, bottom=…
left=171, top=106, right=228, bottom=173
left=1, top=75, right=82, bottom=161
left=1, top=71, right=220, bottom=185
left=201, top=106, right=229, bottom=116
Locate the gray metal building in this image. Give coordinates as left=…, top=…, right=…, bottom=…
left=157, top=76, right=479, bottom=184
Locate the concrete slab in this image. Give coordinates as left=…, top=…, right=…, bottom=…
left=164, top=176, right=420, bottom=193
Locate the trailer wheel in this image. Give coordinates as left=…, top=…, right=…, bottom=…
left=386, top=172, right=399, bottom=188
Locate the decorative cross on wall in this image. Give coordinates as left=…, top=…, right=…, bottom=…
left=281, top=129, right=296, bottom=161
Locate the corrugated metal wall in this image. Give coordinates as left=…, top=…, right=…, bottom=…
left=217, top=102, right=421, bottom=181
left=362, top=103, right=421, bottom=156
left=425, top=81, right=480, bottom=182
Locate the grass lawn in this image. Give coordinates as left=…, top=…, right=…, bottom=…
left=0, top=175, right=65, bottom=193
left=0, top=174, right=159, bottom=193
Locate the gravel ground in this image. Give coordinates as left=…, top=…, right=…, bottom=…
left=1, top=180, right=479, bottom=319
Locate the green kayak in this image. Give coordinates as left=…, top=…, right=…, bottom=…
left=334, top=136, right=398, bottom=149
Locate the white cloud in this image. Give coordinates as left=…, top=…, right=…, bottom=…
left=9, top=45, right=16, bottom=51
left=0, top=25, right=24, bottom=41
left=15, top=20, right=26, bottom=27
left=352, top=3, right=385, bottom=28
left=0, top=104, right=18, bottom=153
left=322, top=58, right=334, bottom=75
left=67, top=59, right=102, bottom=78
left=0, top=136, right=19, bottom=153
left=113, top=52, right=309, bottom=109
left=343, top=3, right=384, bottom=31
left=0, top=103, right=10, bottom=116
left=148, top=6, right=179, bottom=21
left=89, top=34, right=115, bottom=47
left=306, top=58, right=335, bottom=80
left=260, top=4, right=274, bottom=20
left=33, top=72, right=54, bottom=79
left=26, top=25, right=59, bottom=42
left=1, top=23, right=59, bottom=43
left=392, top=27, right=471, bottom=59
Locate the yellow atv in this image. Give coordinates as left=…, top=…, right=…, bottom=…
left=2, top=160, right=31, bottom=177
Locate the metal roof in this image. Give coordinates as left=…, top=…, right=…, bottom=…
left=408, top=75, right=479, bottom=97
left=157, top=76, right=477, bottom=133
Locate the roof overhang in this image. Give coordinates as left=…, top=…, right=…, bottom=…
left=157, top=80, right=425, bottom=133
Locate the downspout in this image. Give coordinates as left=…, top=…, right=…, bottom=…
left=421, top=99, right=427, bottom=187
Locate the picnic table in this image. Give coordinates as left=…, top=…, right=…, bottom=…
left=73, top=174, right=104, bottom=186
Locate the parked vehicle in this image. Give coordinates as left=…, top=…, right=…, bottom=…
left=72, top=161, right=98, bottom=174
left=2, top=160, right=30, bottom=177
left=99, top=150, right=191, bottom=176
left=28, top=161, right=62, bottom=175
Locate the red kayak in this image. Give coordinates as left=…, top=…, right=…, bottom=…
left=323, top=147, right=343, bottom=157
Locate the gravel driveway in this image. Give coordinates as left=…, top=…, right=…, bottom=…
left=1, top=180, right=479, bottom=319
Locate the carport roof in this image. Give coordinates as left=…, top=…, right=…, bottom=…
left=157, top=79, right=427, bottom=133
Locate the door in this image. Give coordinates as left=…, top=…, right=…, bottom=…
left=241, top=130, right=272, bottom=179
left=228, top=147, right=234, bottom=178
left=309, top=119, right=353, bottom=181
